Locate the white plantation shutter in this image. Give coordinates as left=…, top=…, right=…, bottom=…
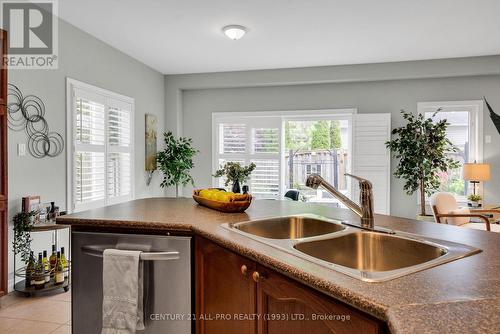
left=214, top=115, right=281, bottom=198
left=107, top=99, right=133, bottom=205
left=75, top=95, right=105, bottom=145
left=250, top=159, right=280, bottom=198
left=108, top=152, right=131, bottom=199
left=108, top=106, right=131, bottom=147
left=220, top=123, right=246, bottom=154
left=68, top=79, right=134, bottom=212
left=75, top=151, right=105, bottom=205
left=351, top=114, right=391, bottom=214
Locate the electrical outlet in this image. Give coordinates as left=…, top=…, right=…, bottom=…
left=485, top=135, right=492, bottom=144
left=18, top=143, right=26, bottom=156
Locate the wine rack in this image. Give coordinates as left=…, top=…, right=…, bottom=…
left=12, top=221, right=70, bottom=297
left=14, top=263, right=70, bottom=295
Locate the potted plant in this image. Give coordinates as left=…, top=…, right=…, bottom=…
left=213, top=162, right=256, bottom=193
left=12, top=211, right=35, bottom=263
left=467, top=194, right=482, bottom=208
left=386, top=110, right=459, bottom=217
left=157, top=131, right=199, bottom=197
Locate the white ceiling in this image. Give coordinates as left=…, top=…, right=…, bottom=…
left=59, top=0, right=500, bottom=75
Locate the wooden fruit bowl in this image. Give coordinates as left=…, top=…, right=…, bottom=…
left=192, top=189, right=252, bottom=213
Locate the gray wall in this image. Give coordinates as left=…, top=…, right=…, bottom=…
left=166, top=66, right=500, bottom=219
left=7, top=19, right=166, bottom=288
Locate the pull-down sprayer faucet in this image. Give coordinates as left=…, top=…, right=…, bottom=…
left=306, top=173, right=375, bottom=229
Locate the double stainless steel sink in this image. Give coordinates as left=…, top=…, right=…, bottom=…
left=221, top=214, right=481, bottom=282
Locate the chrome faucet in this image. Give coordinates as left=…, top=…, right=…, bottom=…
left=306, top=173, right=375, bottom=229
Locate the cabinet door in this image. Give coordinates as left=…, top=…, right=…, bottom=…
left=196, top=237, right=257, bottom=334
left=255, top=265, right=384, bottom=334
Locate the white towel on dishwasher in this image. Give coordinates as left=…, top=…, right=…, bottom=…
left=102, top=249, right=145, bottom=334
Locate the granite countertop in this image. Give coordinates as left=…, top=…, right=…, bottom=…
left=57, top=198, right=500, bottom=333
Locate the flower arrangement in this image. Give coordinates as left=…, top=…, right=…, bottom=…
left=213, top=162, right=256, bottom=193
left=467, top=194, right=482, bottom=202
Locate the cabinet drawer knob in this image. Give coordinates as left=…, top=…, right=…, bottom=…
left=252, top=271, right=261, bottom=282
left=240, top=264, right=248, bottom=276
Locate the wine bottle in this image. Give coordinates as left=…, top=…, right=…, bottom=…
left=60, top=247, right=69, bottom=279
left=54, top=251, right=64, bottom=284
left=42, top=250, right=50, bottom=283
left=49, top=244, right=57, bottom=276
left=34, top=253, right=46, bottom=290
left=25, top=251, right=35, bottom=287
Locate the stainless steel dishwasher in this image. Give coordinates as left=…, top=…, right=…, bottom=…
left=72, top=231, right=192, bottom=334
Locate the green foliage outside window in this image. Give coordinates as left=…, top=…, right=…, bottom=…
left=330, top=121, right=342, bottom=149
left=311, top=121, right=330, bottom=150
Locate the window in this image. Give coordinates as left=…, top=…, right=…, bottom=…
left=214, top=116, right=281, bottom=199
left=67, top=79, right=134, bottom=212
left=213, top=111, right=392, bottom=213
left=212, top=110, right=355, bottom=202
left=418, top=101, right=483, bottom=201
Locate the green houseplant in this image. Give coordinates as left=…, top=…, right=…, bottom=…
left=386, top=110, right=459, bottom=216
left=467, top=194, right=482, bottom=207
left=213, top=162, right=256, bottom=193
left=157, top=131, right=199, bottom=197
left=12, top=211, right=35, bottom=263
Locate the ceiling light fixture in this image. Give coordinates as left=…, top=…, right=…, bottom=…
left=222, top=25, right=247, bottom=40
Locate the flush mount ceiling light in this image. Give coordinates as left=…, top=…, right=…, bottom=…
left=222, top=25, right=247, bottom=40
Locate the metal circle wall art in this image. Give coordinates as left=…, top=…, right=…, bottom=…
left=6, top=83, right=64, bottom=158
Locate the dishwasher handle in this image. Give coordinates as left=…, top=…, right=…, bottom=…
left=81, top=245, right=180, bottom=261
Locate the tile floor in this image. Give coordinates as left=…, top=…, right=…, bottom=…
left=0, top=290, right=71, bottom=334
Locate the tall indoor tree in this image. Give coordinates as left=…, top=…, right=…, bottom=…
left=157, top=131, right=199, bottom=197
left=386, top=110, right=459, bottom=216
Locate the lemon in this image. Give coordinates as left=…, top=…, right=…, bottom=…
left=215, top=192, right=227, bottom=202
left=205, top=190, right=217, bottom=200
left=199, top=189, right=210, bottom=198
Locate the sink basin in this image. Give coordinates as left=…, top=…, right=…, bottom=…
left=232, top=215, right=345, bottom=239
left=294, top=230, right=480, bottom=281
left=294, top=231, right=446, bottom=272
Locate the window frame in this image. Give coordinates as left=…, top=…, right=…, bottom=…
left=417, top=100, right=484, bottom=204
left=212, top=109, right=356, bottom=199
left=66, top=78, right=135, bottom=213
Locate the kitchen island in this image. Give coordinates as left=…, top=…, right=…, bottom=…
left=58, top=198, right=500, bottom=333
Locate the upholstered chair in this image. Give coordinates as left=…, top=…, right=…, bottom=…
left=429, top=192, right=500, bottom=232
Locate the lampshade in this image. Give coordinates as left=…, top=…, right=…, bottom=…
left=463, top=163, right=491, bottom=182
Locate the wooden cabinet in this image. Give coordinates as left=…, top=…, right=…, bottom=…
left=0, top=29, right=7, bottom=297
left=196, top=236, right=257, bottom=334
left=196, top=237, right=385, bottom=334
left=255, top=264, right=383, bottom=334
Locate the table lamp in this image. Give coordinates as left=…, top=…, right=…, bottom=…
left=463, top=163, right=491, bottom=196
